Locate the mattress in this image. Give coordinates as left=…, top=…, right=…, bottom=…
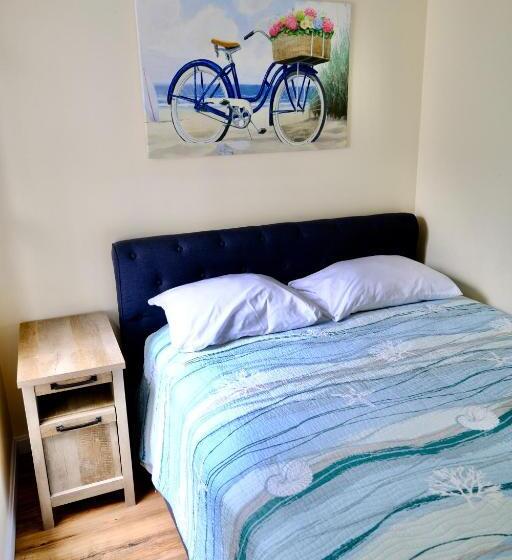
left=139, top=297, right=512, bottom=560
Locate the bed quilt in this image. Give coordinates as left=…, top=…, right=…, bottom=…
left=139, top=297, right=512, bottom=560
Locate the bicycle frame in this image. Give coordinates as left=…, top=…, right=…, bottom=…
left=169, top=57, right=317, bottom=122
left=220, top=60, right=284, bottom=113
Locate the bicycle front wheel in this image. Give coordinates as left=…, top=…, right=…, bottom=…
left=272, top=70, right=326, bottom=145
left=170, top=65, right=231, bottom=144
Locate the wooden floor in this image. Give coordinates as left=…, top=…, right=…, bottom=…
left=15, top=455, right=187, bottom=560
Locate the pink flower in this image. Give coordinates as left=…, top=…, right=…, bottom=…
left=322, top=18, right=334, bottom=33
left=304, top=8, right=317, bottom=18
left=269, top=20, right=284, bottom=37
left=285, top=14, right=299, bottom=31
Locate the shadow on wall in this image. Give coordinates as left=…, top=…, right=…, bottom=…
left=0, top=368, right=14, bottom=556
left=456, top=281, right=489, bottom=306
left=416, top=216, right=488, bottom=305
left=416, top=216, right=428, bottom=263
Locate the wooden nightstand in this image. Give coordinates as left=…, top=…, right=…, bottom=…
left=17, top=312, right=135, bottom=530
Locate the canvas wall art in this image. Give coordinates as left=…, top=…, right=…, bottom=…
left=135, top=1, right=351, bottom=158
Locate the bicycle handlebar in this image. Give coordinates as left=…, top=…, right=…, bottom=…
left=244, top=29, right=270, bottom=41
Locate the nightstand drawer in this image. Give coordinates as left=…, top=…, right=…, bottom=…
left=35, top=371, right=113, bottom=396
left=41, top=405, right=122, bottom=501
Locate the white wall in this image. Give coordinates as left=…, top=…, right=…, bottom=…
left=0, top=0, right=427, bottom=435
left=416, top=0, right=512, bottom=311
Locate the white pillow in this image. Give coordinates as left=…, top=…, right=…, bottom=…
left=289, top=255, right=462, bottom=321
left=148, top=273, right=323, bottom=352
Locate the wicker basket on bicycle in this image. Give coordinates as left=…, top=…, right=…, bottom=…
left=272, top=33, right=331, bottom=66
left=269, top=9, right=335, bottom=66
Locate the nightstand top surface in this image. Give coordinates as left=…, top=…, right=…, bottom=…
left=17, top=312, right=125, bottom=387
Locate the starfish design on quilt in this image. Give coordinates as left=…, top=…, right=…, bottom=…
left=299, top=327, right=318, bottom=337
left=422, top=301, right=447, bottom=314
left=215, top=368, right=265, bottom=404
left=194, top=466, right=209, bottom=495
left=318, top=327, right=341, bottom=338
left=482, top=351, right=512, bottom=368
left=370, top=340, right=415, bottom=363
left=332, top=385, right=375, bottom=407
left=428, top=466, right=502, bottom=508
left=491, top=318, right=512, bottom=335
left=301, top=326, right=340, bottom=338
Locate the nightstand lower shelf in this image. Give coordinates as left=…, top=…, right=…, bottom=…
left=51, top=476, right=125, bottom=508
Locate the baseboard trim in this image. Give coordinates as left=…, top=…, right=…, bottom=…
left=4, top=439, right=17, bottom=560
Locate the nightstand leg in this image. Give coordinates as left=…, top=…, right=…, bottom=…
left=112, top=369, right=136, bottom=506
left=22, top=387, right=54, bottom=530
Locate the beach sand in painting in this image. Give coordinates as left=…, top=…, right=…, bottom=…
left=147, top=107, right=348, bottom=158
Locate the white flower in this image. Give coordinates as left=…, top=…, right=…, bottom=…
left=428, top=466, right=501, bottom=508
left=456, top=406, right=499, bottom=431
left=266, top=459, right=313, bottom=497
left=370, top=340, right=415, bottom=363
left=332, top=385, right=375, bottom=407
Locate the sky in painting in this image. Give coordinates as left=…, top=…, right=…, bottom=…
left=136, top=0, right=350, bottom=85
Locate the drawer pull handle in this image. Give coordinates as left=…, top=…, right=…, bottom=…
left=56, top=416, right=102, bottom=433
left=50, top=375, right=98, bottom=391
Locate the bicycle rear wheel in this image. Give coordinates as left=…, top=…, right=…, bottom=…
left=170, top=65, right=231, bottom=143
left=272, top=70, right=326, bottom=145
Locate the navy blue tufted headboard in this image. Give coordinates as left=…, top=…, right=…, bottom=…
left=112, top=212, right=418, bottom=411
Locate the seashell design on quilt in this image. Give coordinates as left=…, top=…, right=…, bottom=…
left=266, top=459, right=313, bottom=497
left=456, top=406, right=499, bottom=431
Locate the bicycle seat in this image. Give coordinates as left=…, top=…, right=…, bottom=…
left=211, top=38, right=240, bottom=50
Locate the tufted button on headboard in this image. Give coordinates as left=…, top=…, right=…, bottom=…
left=112, top=213, right=418, bottom=413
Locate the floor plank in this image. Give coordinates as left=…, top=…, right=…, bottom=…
left=16, top=454, right=187, bottom=560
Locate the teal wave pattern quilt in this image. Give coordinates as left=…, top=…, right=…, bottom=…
left=140, top=297, right=512, bottom=560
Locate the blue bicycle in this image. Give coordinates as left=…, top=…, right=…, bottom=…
left=167, top=30, right=327, bottom=146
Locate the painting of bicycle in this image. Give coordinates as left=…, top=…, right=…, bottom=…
left=135, top=1, right=351, bottom=158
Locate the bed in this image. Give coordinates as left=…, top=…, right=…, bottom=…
left=112, top=213, right=512, bottom=560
